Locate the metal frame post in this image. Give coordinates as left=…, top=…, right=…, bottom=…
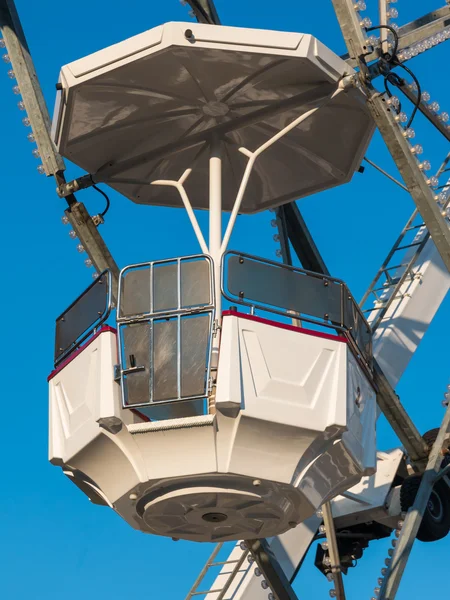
left=209, top=137, right=223, bottom=320
left=378, top=401, right=450, bottom=599
left=331, top=0, right=450, bottom=273
left=247, top=538, right=300, bottom=600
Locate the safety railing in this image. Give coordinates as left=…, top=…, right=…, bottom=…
left=54, top=270, right=112, bottom=366
left=221, top=251, right=372, bottom=369
left=117, top=255, right=215, bottom=408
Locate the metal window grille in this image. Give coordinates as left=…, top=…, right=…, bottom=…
left=117, top=255, right=215, bottom=408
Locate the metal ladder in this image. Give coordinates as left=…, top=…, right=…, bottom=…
left=185, top=542, right=250, bottom=600
left=360, top=155, right=450, bottom=331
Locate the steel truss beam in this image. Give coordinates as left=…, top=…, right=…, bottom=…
left=345, top=5, right=450, bottom=68
left=183, top=0, right=221, bottom=24
left=331, top=0, right=450, bottom=274
left=247, top=539, right=300, bottom=600
left=0, top=0, right=120, bottom=297
left=378, top=401, right=450, bottom=599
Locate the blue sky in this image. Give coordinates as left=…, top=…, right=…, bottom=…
left=0, top=0, right=449, bottom=598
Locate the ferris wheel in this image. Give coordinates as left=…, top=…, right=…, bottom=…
left=0, top=0, right=449, bottom=599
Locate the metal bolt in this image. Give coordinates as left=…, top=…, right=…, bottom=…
left=184, top=29, right=194, bottom=39
left=239, top=291, right=244, bottom=298
left=239, top=257, right=244, bottom=264
left=129, top=493, right=138, bottom=500
left=253, top=479, right=261, bottom=486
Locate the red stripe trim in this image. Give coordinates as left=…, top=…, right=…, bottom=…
left=221, top=310, right=346, bottom=344
left=48, top=325, right=117, bottom=381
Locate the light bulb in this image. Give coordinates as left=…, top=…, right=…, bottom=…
left=0, top=39, right=5, bottom=49
left=268, top=595, right=275, bottom=600
left=395, top=112, right=408, bottom=123
left=92, top=272, right=99, bottom=280
left=443, top=399, right=449, bottom=407
left=321, top=542, right=329, bottom=550
left=354, top=0, right=366, bottom=10
left=7, top=69, right=15, bottom=79
left=390, top=22, right=399, bottom=32
left=273, top=234, right=280, bottom=242
left=421, top=91, right=431, bottom=102
left=254, top=568, right=261, bottom=577
left=323, top=557, right=331, bottom=567
left=427, top=177, right=439, bottom=188
left=2, top=54, right=11, bottom=63
left=270, top=219, right=277, bottom=227
left=239, top=542, right=247, bottom=550
left=419, top=161, right=431, bottom=171
left=69, top=230, right=77, bottom=239
left=61, top=215, right=69, bottom=225
left=77, top=243, right=85, bottom=253
left=275, top=249, right=282, bottom=258
left=385, top=557, right=392, bottom=566
left=378, top=578, right=384, bottom=585
left=360, top=17, right=372, bottom=28
left=85, top=258, right=93, bottom=268
left=329, top=591, right=337, bottom=598
left=381, top=568, right=387, bottom=576
left=387, top=96, right=400, bottom=108
left=388, top=548, right=394, bottom=557
left=397, top=520, right=404, bottom=529
left=445, top=392, right=450, bottom=399
left=261, top=581, right=269, bottom=590
left=428, top=101, right=440, bottom=113
left=374, top=587, right=380, bottom=595
left=27, top=133, right=35, bottom=143
left=37, top=165, right=45, bottom=175
left=247, top=555, right=254, bottom=564
left=387, top=8, right=398, bottom=18
left=439, top=112, right=449, bottom=123
left=394, top=529, right=401, bottom=538
left=316, top=509, right=324, bottom=518
left=12, top=85, right=20, bottom=95
left=403, top=128, right=415, bottom=139
left=408, top=82, right=418, bottom=92
left=392, top=538, right=397, bottom=547
left=32, top=148, right=40, bottom=158
left=17, top=100, right=26, bottom=111
left=411, top=144, right=423, bottom=155
left=326, top=573, right=334, bottom=582
left=367, top=35, right=380, bottom=47
left=319, top=524, right=326, bottom=534
left=22, top=117, right=30, bottom=127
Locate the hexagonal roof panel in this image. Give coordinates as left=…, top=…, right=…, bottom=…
left=52, top=22, right=375, bottom=213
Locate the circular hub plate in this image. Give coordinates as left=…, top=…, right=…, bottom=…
left=141, top=486, right=294, bottom=542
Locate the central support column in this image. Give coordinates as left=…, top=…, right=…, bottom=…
left=209, top=137, right=222, bottom=319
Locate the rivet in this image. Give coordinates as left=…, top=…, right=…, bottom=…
left=253, top=479, right=261, bottom=486
left=129, top=493, right=138, bottom=500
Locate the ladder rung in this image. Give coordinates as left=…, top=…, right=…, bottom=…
left=405, top=223, right=425, bottom=231
left=191, top=589, right=224, bottom=596
left=395, top=241, right=422, bottom=251
left=209, top=559, right=241, bottom=567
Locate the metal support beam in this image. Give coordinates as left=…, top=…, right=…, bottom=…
left=397, top=5, right=450, bottom=50
left=344, top=5, right=450, bottom=69
left=66, top=202, right=120, bottom=302
left=275, top=207, right=293, bottom=266
left=398, top=85, right=450, bottom=143
left=322, top=502, right=346, bottom=600
left=378, top=400, right=450, bottom=599
left=184, top=0, right=221, bottom=24
left=373, top=361, right=429, bottom=469
left=365, top=89, right=450, bottom=273
left=282, top=202, right=330, bottom=275
left=246, top=538, right=300, bottom=600
left=0, top=0, right=65, bottom=176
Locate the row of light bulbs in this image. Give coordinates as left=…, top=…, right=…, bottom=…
left=1, top=35, right=99, bottom=280
left=61, top=215, right=99, bottom=279
left=369, top=516, right=405, bottom=599
left=0, top=38, right=46, bottom=175
left=387, top=92, right=446, bottom=190
left=397, top=28, right=450, bottom=63
left=315, top=508, right=340, bottom=598
left=240, top=542, right=276, bottom=600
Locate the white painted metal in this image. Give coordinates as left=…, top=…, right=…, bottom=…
left=52, top=22, right=374, bottom=212
left=49, top=313, right=377, bottom=543
left=371, top=238, right=450, bottom=388
left=209, top=137, right=223, bottom=322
